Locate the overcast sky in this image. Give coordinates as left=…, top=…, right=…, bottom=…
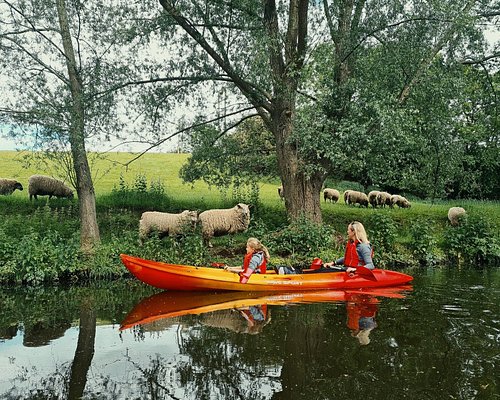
left=1, top=28, right=498, bottom=153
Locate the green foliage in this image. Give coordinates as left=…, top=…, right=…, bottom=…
left=443, top=215, right=500, bottom=266
left=0, top=229, right=81, bottom=285
left=264, top=216, right=335, bottom=261
left=408, top=218, right=438, bottom=266
left=366, top=213, right=398, bottom=267
left=104, top=173, right=171, bottom=211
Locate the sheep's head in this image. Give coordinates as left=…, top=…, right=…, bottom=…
left=15, top=182, right=23, bottom=191
left=182, top=210, right=198, bottom=227
left=236, top=203, right=250, bottom=225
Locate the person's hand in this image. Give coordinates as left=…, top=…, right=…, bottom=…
left=346, top=267, right=356, bottom=273
left=324, top=262, right=335, bottom=268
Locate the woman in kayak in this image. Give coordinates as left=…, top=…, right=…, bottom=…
left=225, top=237, right=270, bottom=283
left=324, top=221, right=374, bottom=272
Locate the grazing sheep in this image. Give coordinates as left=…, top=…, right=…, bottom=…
left=278, top=186, right=284, bottom=201
left=343, top=190, right=352, bottom=204
left=323, top=188, right=340, bottom=203
left=198, top=203, right=250, bottom=247
left=367, top=190, right=380, bottom=208
left=28, top=175, right=74, bottom=200
left=376, top=192, right=392, bottom=208
left=0, top=178, right=23, bottom=195
left=139, top=210, right=198, bottom=243
left=390, top=194, right=411, bottom=208
left=347, top=190, right=369, bottom=207
left=448, top=207, right=466, bottom=226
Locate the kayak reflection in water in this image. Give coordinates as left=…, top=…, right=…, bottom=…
left=200, top=304, right=271, bottom=335
left=346, top=293, right=379, bottom=345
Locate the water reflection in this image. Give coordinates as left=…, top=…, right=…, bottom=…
left=120, top=287, right=409, bottom=339
left=1, top=268, right=498, bottom=400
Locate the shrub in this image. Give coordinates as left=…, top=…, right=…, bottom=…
left=443, top=215, right=500, bottom=266
left=408, top=218, right=437, bottom=266
left=264, top=216, right=335, bottom=260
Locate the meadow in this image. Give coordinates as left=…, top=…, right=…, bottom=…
left=0, top=150, right=498, bottom=284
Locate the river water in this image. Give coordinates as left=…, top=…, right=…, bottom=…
left=0, top=267, right=498, bottom=400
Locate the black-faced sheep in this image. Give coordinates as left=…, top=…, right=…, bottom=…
left=376, top=191, right=392, bottom=208
left=278, top=186, right=284, bottom=201
left=343, top=190, right=351, bottom=204
left=139, top=210, right=198, bottom=243
left=323, top=188, right=340, bottom=203
left=367, top=190, right=380, bottom=208
left=448, top=207, right=466, bottom=226
left=0, top=178, right=23, bottom=195
left=390, top=194, right=411, bottom=208
left=347, top=190, right=369, bottom=207
left=28, top=175, right=74, bottom=200
left=198, top=203, right=250, bottom=247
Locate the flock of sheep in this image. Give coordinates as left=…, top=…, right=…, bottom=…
left=279, top=186, right=411, bottom=208
left=0, top=175, right=74, bottom=200
left=0, top=175, right=467, bottom=246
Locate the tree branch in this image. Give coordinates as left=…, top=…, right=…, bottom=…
left=122, top=105, right=257, bottom=166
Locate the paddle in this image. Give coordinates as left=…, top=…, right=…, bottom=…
left=302, top=264, right=377, bottom=280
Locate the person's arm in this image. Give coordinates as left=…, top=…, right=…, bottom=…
left=324, top=257, right=344, bottom=268
left=357, top=244, right=374, bottom=270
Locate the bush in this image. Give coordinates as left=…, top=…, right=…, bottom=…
left=408, top=218, right=437, bottom=266
left=443, top=215, right=500, bottom=266
left=264, top=216, right=335, bottom=261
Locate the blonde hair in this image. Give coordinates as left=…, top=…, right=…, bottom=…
left=246, top=237, right=270, bottom=261
left=349, top=221, right=369, bottom=244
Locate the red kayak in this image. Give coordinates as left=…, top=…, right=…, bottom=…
left=120, top=254, right=413, bottom=291
left=120, top=286, right=412, bottom=331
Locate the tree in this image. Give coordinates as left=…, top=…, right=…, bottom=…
left=0, top=0, right=140, bottom=251
left=153, top=0, right=499, bottom=221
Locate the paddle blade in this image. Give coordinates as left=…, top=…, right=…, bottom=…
left=356, top=266, right=377, bottom=281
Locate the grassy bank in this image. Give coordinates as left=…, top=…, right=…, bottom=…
left=0, top=151, right=498, bottom=284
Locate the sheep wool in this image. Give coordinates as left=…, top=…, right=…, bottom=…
left=0, top=178, right=23, bottom=195
left=376, top=192, right=392, bottom=208
left=367, top=191, right=381, bottom=208
left=139, top=210, right=198, bottom=242
left=28, top=175, right=74, bottom=200
left=448, top=207, right=466, bottom=226
left=390, top=194, right=411, bottom=208
left=198, top=203, right=251, bottom=246
left=347, top=190, right=369, bottom=207
left=323, top=188, right=340, bottom=203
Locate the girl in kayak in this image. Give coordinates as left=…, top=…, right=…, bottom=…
left=324, top=221, right=374, bottom=273
left=225, top=237, right=270, bottom=283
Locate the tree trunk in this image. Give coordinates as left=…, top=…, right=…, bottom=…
left=56, top=0, right=101, bottom=252
left=68, top=296, right=96, bottom=400
left=271, top=102, right=324, bottom=224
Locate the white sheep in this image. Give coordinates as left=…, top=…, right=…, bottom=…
left=139, top=210, right=198, bottom=243
left=448, top=207, right=466, bottom=226
left=347, top=190, right=369, bottom=207
left=367, top=190, right=380, bottom=208
left=323, top=188, right=340, bottom=203
left=390, top=194, right=411, bottom=208
left=376, top=191, right=392, bottom=208
left=278, top=186, right=284, bottom=201
left=198, top=203, right=251, bottom=247
left=0, top=178, right=23, bottom=195
left=28, top=175, right=74, bottom=200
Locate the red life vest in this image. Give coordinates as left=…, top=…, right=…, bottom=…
left=343, top=240, right=375, bottom=268
left=243, top=251, right=267, bottom=274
